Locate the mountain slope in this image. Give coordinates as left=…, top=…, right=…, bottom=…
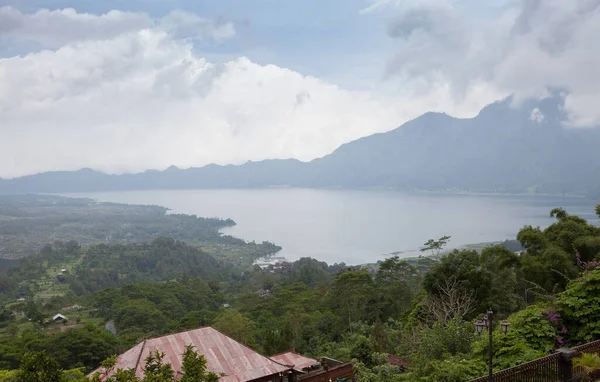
left=2, top=96, right=599, bottom=194
left=308, top=97, right=600, bottom=193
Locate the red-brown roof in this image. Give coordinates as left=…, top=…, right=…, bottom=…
left=89, top=327, right=292, bottom=381
left=387, top=353, right=409, bottom=367
left=270, top=352, right=318, bottom=372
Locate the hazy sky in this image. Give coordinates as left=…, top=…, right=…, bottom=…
left=1, top=0, right=599, bottom=178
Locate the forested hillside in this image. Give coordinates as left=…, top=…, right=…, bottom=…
left=0, top=195, right=280, bottom=262
left=0, top=238, right=233, bottom=302
left=1, top=203, right=600, bottom=381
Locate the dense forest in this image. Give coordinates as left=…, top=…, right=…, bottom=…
left=0, top=200, right=599, bottom=381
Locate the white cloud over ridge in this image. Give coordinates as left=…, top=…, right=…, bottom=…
left=2, top=1, right=600, bottom=178
left=0, top=6, right=497, bottom=178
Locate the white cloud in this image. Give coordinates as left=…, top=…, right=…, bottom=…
left=0, top=6, right=235, bottom=48
left=0, top=28, right=385, bottom=177
left=529, top=107, right=545, bottom=123
left=380, top=0, right=600, bottom=127
left=0, top=6, right=151, bottom=47
left=0, top=5, right=513, bottom=178
left=159, top=10, right=235, bottom=43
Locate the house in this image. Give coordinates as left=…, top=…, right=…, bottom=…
left=387, top=353, right=409, bottom=370
left=256, top=289, right=271, bottom=298
left=270, top=353, right=354, bottom=382
left=270, top=352, right=320, bottom=373
left=52, top=313, right=67, bottom=322
left=88, top=326, right=295, bottom=381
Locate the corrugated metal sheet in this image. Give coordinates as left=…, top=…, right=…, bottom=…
left=387, top=353, right=409, bottom=367
left=270, top=352, right=318, bottom=372
left=89, top=327, right=292, bottom=381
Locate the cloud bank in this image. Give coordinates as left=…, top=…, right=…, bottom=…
left=2, top=1, right=599, bottom=178
left=381, top=0, right=600, bottom=127
left=0, top=5, right=495, bottom=178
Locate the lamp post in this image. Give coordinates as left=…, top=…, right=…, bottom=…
left=475, top=309, right=510, bottom=382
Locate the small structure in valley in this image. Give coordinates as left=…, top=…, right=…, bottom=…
left=52, top=313, right=67, bottom=322
left=256, top=289, right=271, bottom=298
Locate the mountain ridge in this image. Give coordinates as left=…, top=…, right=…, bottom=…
left=2, top=96, right=600, bottom=195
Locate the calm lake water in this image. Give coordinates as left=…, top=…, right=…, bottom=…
left=64, top=190, right=598, bottom=265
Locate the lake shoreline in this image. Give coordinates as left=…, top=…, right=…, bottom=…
left=60, top=189, right=597, bottom=266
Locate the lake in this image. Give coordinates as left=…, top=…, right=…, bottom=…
left=64, top=189, right=598, bottom=265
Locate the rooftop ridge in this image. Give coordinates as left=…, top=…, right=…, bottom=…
left=134, top=339, right=147, bottom=373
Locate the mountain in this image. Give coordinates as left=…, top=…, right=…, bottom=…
left=2, top=96, right=600, bottom=195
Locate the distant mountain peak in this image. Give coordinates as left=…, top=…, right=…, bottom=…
left=0, top=97, right=598, bottom=195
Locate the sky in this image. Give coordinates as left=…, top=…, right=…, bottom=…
left=1, top=0, right=599, bottom=178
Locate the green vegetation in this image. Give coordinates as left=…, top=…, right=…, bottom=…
left=572, top=353, right=600, bottom=382
left=0, top=346, right=219, bottom=382
left=0, top=195, right=279, bottom=264
left=89, top=345, right=220, bottom=382
left=1, top=238, right=235, bottom=303
left=1, top=197, right=600, bottom=381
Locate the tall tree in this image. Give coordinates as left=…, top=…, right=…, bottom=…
left=375, top=257, right=417, bottom=319
left=331, top=270, right=376, bottom=327
left=422, top=249, right=492, bottom=317
left=212, top=310, right=257, bottom=347
left=420, top=236, right=451, bottom=257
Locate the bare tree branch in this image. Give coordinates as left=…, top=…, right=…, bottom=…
left=423, top=277, right=475, bottom=324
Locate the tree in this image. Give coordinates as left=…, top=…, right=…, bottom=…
left=517, top=226, right=547, bottom=256
left=180, top=345, right=220, bottom=382
left=423, top=249, right=492, bottom=316
left=517, top=206, right=600, bottom=292
left=142, top=351, right=174, bottom=382
left=375, top=257, right=417, bottom=319
left=0, top=370, right=19, bottom=382
left=556, top=268, right=600, bottom=342
left=7, top=323, right=19, bottom=339
left=353, top=353, right=407, bottom=382
left=420, top=236, right=451, bottom=257
left=331, top=270, right=376, bottom=327
left=419, top=318, right=476, bottom=360
left=17, top=351, right=62, bottom=382
left=212, top=310, right=257, bottom=347
left=46, top=324, right=118, bottom=372
left=480, top=246, right=520, bottom=314
left=91, top=346, right=221, bottom=382
left=289, top=258, right=329, bottom=287
left=422, top=277, right=475, bottom=324
left=114, top=299, right=167, bottom=334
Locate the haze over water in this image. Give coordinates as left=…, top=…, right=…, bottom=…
left=65, top=189, right=597, bottom=265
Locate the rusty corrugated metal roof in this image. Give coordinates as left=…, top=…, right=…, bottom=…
left=387, top=353, right=409, bottom=367
left=89, top=327, right=292, bottom=381
left=270, top=352, right=318, bottom=372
